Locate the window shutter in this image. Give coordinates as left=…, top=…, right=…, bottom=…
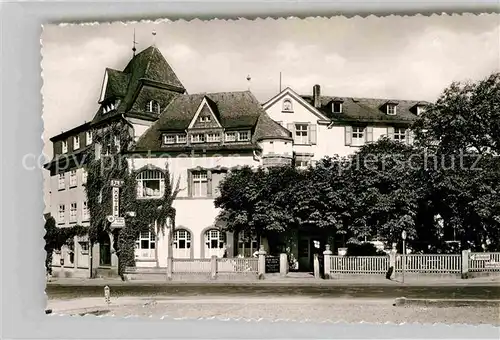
left=309, top=124, right=317, bottom=145
left=187, top=171, right=193, bottom=197
left=406, top=129, right=414, bottom=144
left=207, top=170, right=213, bottom=197
left=345, top=126, right=352, bottom=146
left=136, top=180, right=143, bottom=198
left=94, top=143, right=102, bottom=160
left=160, top=176, right=165, bottom=197
left=387, top=127, right=395, bottom=140
left=366, top=127, right=373, bottom=143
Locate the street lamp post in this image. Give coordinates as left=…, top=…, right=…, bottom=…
left=401, top=230, right=407, bottom=283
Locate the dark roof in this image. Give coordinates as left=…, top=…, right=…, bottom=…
left=253, top=112, right=293, bottom=142
left=134, top=91, right=282, bottom=152
left=301, top=95, right=430, bottom=124
left=92, top=46, right=186, bottom=125
left=102, top=68, right=130, bottom=101
left=49, top=122, right=91, bottom=142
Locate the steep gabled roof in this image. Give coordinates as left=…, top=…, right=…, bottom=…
left=253, top=112, right=293, bottom=142
left=92, top=46, right=186, bottom=126
left=133, top=91, right=273, bottom=152
left=301, top=95, right=430, bottom=125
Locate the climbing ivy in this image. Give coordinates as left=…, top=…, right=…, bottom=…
left=84, top=120, right=180, bottom=278
left=44, top=215, right=87, bottom=274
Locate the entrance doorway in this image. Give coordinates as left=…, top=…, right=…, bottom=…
left=298, top=235, right=324, bottom=272
left=98, top=231, right=111, bottom=266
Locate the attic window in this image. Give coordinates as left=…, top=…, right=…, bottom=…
left=386, top=104, right=397, bottom=115
left=416, top=105, right=426, bottom=116
left=282, top=99, right=293, bottom=112
left=332, top=102, right=343, bottom=113
left=146, top=100, right=161, bottom=114
left=200, top=116, right=211, bottom=123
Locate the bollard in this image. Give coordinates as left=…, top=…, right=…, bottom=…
left=104, top=285, right=110, bottom=305
left=279, top=253, right=288, bottom=277
left=323, top=245, right=333, bottom=279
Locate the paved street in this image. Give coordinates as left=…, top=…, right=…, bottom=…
left=46, top=278, right=500, bottom=300
left=47, top=295, right=500, bottom=325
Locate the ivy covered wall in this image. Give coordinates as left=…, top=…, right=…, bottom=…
left=84, top=120, right=180, bottom=277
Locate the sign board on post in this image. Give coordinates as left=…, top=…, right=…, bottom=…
left=471, top=254, right=491, bottom=261
left=110, top=179, right=124, bottom=187
left=485, top=262, right=500, bottom=269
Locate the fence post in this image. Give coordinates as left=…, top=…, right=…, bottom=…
left=167, top=257, right=173, bottom=280
left=323, top=245, right=332, bottom=279
left=313, top=254, right=320, bottom=279
left=211, top=255, right=218, bottom=280
left=388, top=249, right=396, bottom=280
left=461, top=249, right=470, bottom=279
left=279, top=253, right=288, bottom=277
left=258, top=245, right=267, bottom=280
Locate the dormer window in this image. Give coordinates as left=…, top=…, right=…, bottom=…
left=386, top=103, right=397, bottom=115
left=332, top=101, right=343, bottom=113
left=73, top=136, right=80, bottom=150
left=86, top=131, right=93, bottom=145
left=416, top=105, right=426, bottom=116
left=61, top=140, right=68, bottom=153
left=282, top=99, right=293, bottom=112
left=146, top=100, right=161, bottom=114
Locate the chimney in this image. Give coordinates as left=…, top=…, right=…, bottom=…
left=313, top=84, right=321, bottom=108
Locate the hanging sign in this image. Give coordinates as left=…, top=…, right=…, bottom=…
left=112, top=187, right=119, bottom=217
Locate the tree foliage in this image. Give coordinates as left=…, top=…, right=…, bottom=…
left=215, top=73, right=500, bottom=253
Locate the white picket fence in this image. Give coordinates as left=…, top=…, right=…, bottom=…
left=217, top=258, right=259, bottom=273
left=395, top=254, right=461, bottom=273
left=328, top=252, right=500, bottom=276
left=469, top=252, right=500, bottom=272
left=330, top=256, right=389, bottom=274
left=172, top=258, right=211, bottom=273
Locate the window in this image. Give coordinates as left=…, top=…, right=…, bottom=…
left=70, top=202, right=77, bottom=223
left=393, top=128, right=406, bottom=142
left=206, top=133, right=221, bottom=143
left=163, top=134, right=176, bottom=144
left=69, top=170, right=77, bottom=187
left=238, top=131, right=250, bottom=141
left=238, top=231, right=258, bottom=257
left=200, top=116, right=211, bottom=122
left=352, top=127, right=365, bottom=146
left=146, top=100, right=161, bottom=114
left=295, top=124, right=309, bottom=144
left=192, top=171, right=208, bottom=197
left=82, top=201, right=89, bottom=221
left=282, top=99, right=293, bottom=112
left=174, top=229, right=191, bottom=249
left=332, top=102, right=342, bottom=113
left=205, top=229, right=226, bottom=249
left=73, top=136, right=80, bottom=150
left=135, top=231, right=156, bottom=259
left=176, top=134, right=187, bottom=143
left=387, top=104, right=397, bottom=115
left=136, top=170, right=165, bottom=198
left=61, top=140, right=68, bottom=153
left=58, top=173, right=65, bottom=190
left=225, top=132, right=236, bottom=142
left=86, top=131, right=93, bottom=145
left=58, top=204, right=65, bottom=224
left=416, top=106, right=425, bottom=116
left=114, top=135, right=120, bottom=152
left=80, top=242, right=89, bottom=253
left=81, top=169, right=87, bottom=184
left=191, top=133, right=205, bottom=143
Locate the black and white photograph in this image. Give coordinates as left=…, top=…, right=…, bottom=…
left=40, top=14, right=500, bottom=325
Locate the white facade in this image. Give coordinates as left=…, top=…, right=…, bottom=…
left=263, top=87, right=414, bottom=163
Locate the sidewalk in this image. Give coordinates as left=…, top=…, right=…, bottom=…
left=46, top=274, right=500, bottom=287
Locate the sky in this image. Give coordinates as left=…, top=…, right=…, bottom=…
left=41, top=14, right=499, bottom=208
